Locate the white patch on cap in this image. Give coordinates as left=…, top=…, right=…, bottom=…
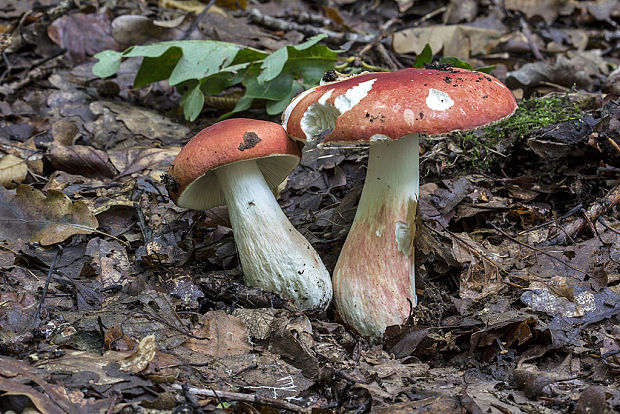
left=426, top=88, right=454, bottom=111
left=299, top=79, right=376, bottom=141
left=281, top=87, right=315, bottom=128
left=334, top=79, right=376, bottom=113
left=403, top=108, right=416, bottom=127
left=318, top=89, right=334, bottom=104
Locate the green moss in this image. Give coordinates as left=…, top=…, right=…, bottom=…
left=455, top=94, right=583, bottom=169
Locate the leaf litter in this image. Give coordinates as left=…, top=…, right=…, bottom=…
left=0, top=0, right=619, bottom=412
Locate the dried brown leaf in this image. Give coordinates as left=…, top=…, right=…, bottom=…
left=119, top=334, right=157, bottom=373
left=505, top=0, right=576, bottom=24
left=0, top=377, right=65, bottom=414
left=108, top=146, right=179, bottom=178
left=183, top=311, right=251, bottom=357
left=47, top=141, right=115, bottom=178
left=392, top=25, right=502, bottom=59
left=111, top=15, right=184, bottom=45
left=0, top=154, right=27, bottom=188
left=95, top=100, right=190, bottom=144
left=0, top=185, right=98, bottom=246
left=47, top=13, right=121, bottom=63
left=0, top=356, right=110, bottom=414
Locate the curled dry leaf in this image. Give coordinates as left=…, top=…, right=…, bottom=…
left=0, top=185, right=98, bottom=247
left=506, top=55, right=594, bottom=91
left=51, top=119, right=79, bottom=146
left=0, top=154, right=28, bottom=188
left=119, top=334, right=157, bottom=373
left=111, top=15, right=184, bottom=46
left=47, top=141, right=116, bottom=178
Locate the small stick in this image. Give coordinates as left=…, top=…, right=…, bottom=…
left=169, top=383, right=310, bottom=413
left=486, top=221, right=589, bottom=277
left=545, top=183, right=620, bottom=245
left=520, top=203, right=582, bottom=234
left=246, top=8, right=376, bottom=45
left=520, top=16, right=544, bottom=61
left=182, top=0, right=215, bottom=40
left=33, top=246, right=63, bottom=325
left=426, top=222, right=525, bottom=282
left=374, top=42, right=400, bottom=71
left=2, top=0, right=77, bottom=54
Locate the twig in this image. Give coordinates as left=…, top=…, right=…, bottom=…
left=33, top=246, right=63, bottom=325
left=598, top=216, right=620, bottom=236
left=411, top=5, right=447, bottom=27
left=0, top=54, right=64, bottom=96
left=246, top=8, right=376, bottom=46
left=425, top=222, right=526, bottom=285
left=486, top=221, right=589, bottom=277
left=169, top=383, right=310, bottom=413
left=137, top=308, right=211, bottom=341
left=520, top=203, right=582, bottom=234
left=374, top=43, right=400, bottom=71
left=519, top=16, right=544, bottom=61
left=544, top=183, right=620, bottom=246
left=2, top=0, right=77, bottom=54
left=181, top=383, right=203, bottom=411
left=182, top=0, right=215, bottom=40
left=133, top=202, right=152, bottom=244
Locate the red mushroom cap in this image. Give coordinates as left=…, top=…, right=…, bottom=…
left=167, top=118, right=301, bottom=210
left=282, top=68, right=517, bottom=144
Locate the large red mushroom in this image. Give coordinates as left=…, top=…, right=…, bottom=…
left=283, top=68, right=517, bottom=337
left=165, top=118, right=332, bottom=310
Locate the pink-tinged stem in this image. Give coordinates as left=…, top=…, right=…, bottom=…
left=333, top=134, right=419, bottom=338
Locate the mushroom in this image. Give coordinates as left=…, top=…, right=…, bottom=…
left=165, top=118, right=332, bottom=310
left=282, top=68, right=517, bottom=337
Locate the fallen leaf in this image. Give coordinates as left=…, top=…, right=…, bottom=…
left=0, top=154, right=28, bottom=188
left=119, top=334, right=157, bottom=373
left=48, top=13, right=121, bottom=63
left=183, top=311, right=251, bottom=357
left=108, top=146, right=179, bottom=178
left=0, top=356, right=110, bottom=413
left=0, top=185, right=98, bottom=246
left=47, top=141, right=116, bottom=178
left=111, top=15, right=184, bottom=46
left=506, top=55, right=594, bottom=92
left=392, top=25, right=502, bottom=59
left=0, top=376, right=66, bottom=414
left=505, top=0, right=576, bottom=24
left=92, top=100, right=190, bottom=145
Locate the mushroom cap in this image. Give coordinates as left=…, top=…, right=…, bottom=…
left=167, top=118, right=301, bottom=210
left=282, top=68, right=518, bottom=144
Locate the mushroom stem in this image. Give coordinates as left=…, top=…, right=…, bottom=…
left=333, top=134, right=420, bottom=338
left=214, top=159, right=332, bottom=310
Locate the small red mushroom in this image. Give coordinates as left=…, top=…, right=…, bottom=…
left=166, top=118, right=332, bottom=310
left=283, top=68, right=517, bottom=338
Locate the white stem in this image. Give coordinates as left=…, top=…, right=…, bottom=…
left=215, top=159, right=332, bottom=310
left=333, top=134, right=419, bottom=338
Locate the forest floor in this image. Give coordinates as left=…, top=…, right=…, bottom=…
left=0, top=0, right=619, bottom=413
